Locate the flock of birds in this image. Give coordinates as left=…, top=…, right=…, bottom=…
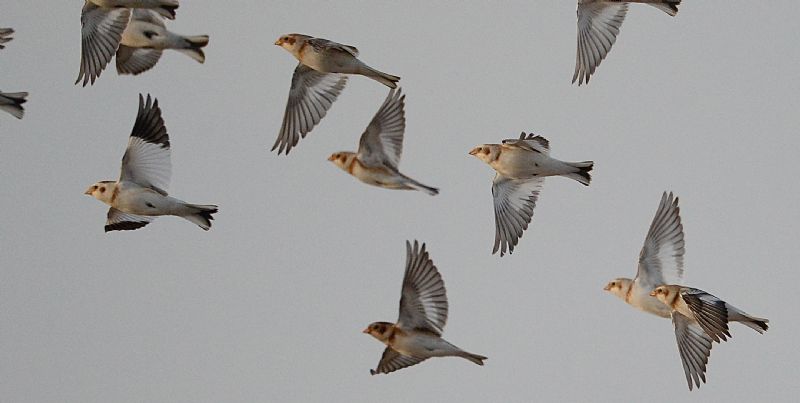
left=1, top=0, right=770, bottom=392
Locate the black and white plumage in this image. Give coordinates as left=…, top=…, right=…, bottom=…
left=651, top=284, right=769, bottom=390
left=573, top=0, right=681, bottom=85
left=364, top=241, right=486, bottom=375
left=84, top=94, right=218, bottom=232
left=0, top=91, right=28, bottom=119
left=470, top=132, right=593, bottom=256
left=327, top=89, right=439, bottom=195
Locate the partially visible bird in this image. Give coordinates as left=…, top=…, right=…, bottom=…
left=0, top=28, right=14, bottom=49
left=84, top=94, right=218, bottom=232
left=603, top=192, right=714, bottom=390
left=364, top=241, right=487, bottom=375
left=328, top=88, right=438, bottom=195
left=77, top=0, right=208, bottom=86
left=272, top=33, right=400, bottom=154
left=651, top=285, right=769, bottom=342
left=573, top=0, right=681, bottom=85
left=469, top=132, right=593, bottom=256
left=0, top=91, right=28, bottom=119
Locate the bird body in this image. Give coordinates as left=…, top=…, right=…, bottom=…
left=85, top=94, right=217, bottom=232
left=364, top=241, right=486, bottom=375
left=328, top=89, right=438, bottom=195
left=120, top=10, right=208, bottom=63
left=470, top=132, right=593, bottom=255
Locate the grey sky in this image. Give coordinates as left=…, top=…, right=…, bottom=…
left=1, top=1, right=798, bottom=402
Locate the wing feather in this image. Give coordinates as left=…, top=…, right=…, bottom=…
left=396, top=241, right=448, bottom=335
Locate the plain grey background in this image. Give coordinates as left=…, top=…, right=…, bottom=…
left=1, top=1, right=798, bottom=402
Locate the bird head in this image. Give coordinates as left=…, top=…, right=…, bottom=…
left=468, top=144, right=498, bottom=164
left=603, top=278, right=632, bottom=300
left=84, top=181, right=115, bottom=203
left=327, top=152, right=353, bottom=171
left=363, top=321, right=393, bottom=342
left=650, top=285, right=672, bottom=303
left=274, top=33, right=307, bottom=54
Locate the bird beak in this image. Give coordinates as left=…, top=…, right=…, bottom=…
left=603, top=284, right=611, bottom=291
left=468, top=149, right=478, bottom=155
left=327, top=155, right=336, bottom=161
left=649, top=290, right=657, bottom=297
left=84, top=187, right=93, bottom=195
left=274, top=39, right=281, bottom=46
left=362, top=328, right=370, bottom=334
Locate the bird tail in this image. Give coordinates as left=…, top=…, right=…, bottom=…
left=729, top=310, right=769, bottom=334
left=154, top=0, right=180, bottom=19
left=360, top=64, right=400, bottom=88
left=647, top=1, right=681, bottom=16
left=459, top=351, right=487, bottom=366
left=406, top=178, right=439, bottom=196
left=0, top=92, right=28, bottom=119
left=562, top=161, right=593, bottom=186
left=176, top=35, right=209, bottom=63
left=182, top=204, right=218, bottom=231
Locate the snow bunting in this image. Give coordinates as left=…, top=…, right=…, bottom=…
left=573, top=0, right=681, bottom=85
left=84, top=94, right=218, bottom=232
left=327, top=88, right=438, bottom=195
left=364, top=241, right=487, bottom=375
left=651, top=285, right=769, bottom=342
left=0, top=91, right=28, bottom=119
left=76, top=0, right=201, bottom=86
left=603, top=192, right=714, bottom=390
left=272, top=33, right=400, bottom=154
left=469, top=132, right=593, bottom=256
left=0, top=28, right=14, bottom=50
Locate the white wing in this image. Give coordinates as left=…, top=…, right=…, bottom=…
left=76, top=2, right=130, bottom=86
left=634, top=192, right=685, bottom=289
left=105, top=207, right=154, bottom=232
left=357, top=88, right=405, bottom=169
left=573, top=2, right=627, bottom=85
left=272, top=63, right=347, bottom=155
left=672, top=312, right=713, bottom=391
left=119, top=94, right=171, bottom=194
left=396, top=241, right=448, bottom=336
left=491, top=174, right=545, bottom=256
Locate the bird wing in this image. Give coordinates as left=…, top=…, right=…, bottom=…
left=491, top=174, right=545, bottom=256
left=0, top=27, right=14, bottom=49
left=307, top=37, right=359, bottom=57
left=116, top=46, right=163, bottom=75
left=272, top=63, right=347, bottom=155
left=357, top=88, right=405, bottom=169
left=501, top=132, right=550, bottom=155
left=119, top=94, right=171, bottom=195
left=396, top=241, right=448, bottom=336
left=370, top=347, right=427, bottom=375
left=573, top=2, right=628, bottom=85
left=634, top=192, right=685, bottom=290
left=105, top=208, right=154, bottom=232
left=672, top=312, right=713, bottom=391
left=76, top=2, right=130, bottom=86
left=680, top=287, right=732, bottom=343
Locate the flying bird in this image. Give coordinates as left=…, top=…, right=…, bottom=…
left=573, top=0, right=681, bottom=85
left=364, top=241, right=487, bottom=375
left=0, top=91, right=28, bottom=119
left=0, top=28, right=14, bottom=49
left=603, top=192, right=714, bottom=390
left=84, top=94, right=218, bottom=232
left=272, top=33, right=401, bottom=154
left=328, top=88, right=438, bottom=195
left=76, top=1, right=208, bottom=86
left=469, top=132, right=593, bottom=256
left=651, top=285, right=769, bottom=342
